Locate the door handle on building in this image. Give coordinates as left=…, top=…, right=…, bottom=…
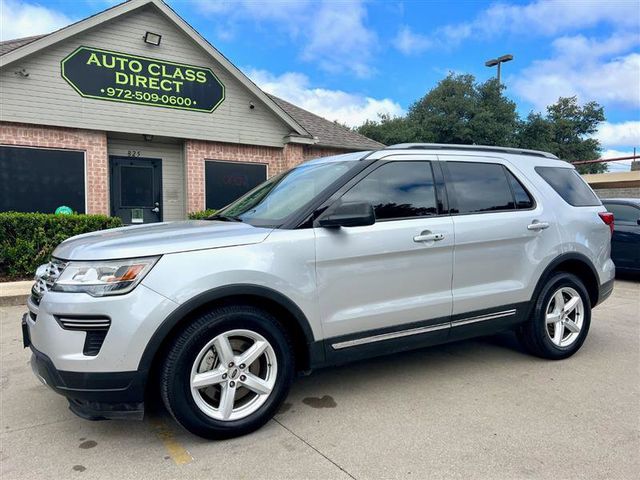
left=413, top=232, right=445, bottom=243
left=527, top=221, right=549, bottom=231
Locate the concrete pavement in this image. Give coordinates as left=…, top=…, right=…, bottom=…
left=1, top=280, right=638, bottom=479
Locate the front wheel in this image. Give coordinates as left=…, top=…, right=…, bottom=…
left=518, top=272, right=591, bottom=360
left=160, top=305, right=294, bottom=439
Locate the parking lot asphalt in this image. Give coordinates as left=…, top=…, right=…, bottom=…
left=1, top=279, right=638, bottom=480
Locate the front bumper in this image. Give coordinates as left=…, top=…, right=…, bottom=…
left=24, top=313, right=145, bottom=420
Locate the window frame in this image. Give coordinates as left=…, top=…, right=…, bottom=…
left=441, top=160, right=537, bottom=216
left=0, top=144, right=87, bottom=214
left=309, top=159, right=449, bottom=228
left=534, top=166, right=601, bottom=207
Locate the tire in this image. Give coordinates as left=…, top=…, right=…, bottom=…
left=517, top=272, right=591, bottom=360
left=160, top=305, right=294, bottom=439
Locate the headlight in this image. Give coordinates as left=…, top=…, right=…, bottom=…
left=51, top=257, right=159, bottom=296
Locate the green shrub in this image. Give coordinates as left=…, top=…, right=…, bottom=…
left=0, top=212, right=123, bottom=280
left=188, top=209, right=217, bottom=220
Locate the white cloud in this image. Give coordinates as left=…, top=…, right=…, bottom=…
left=595, top=121, right=640, bottom=148
left=393, top=26, right=432, bottom=55
left=0, top=0, right=72, bottom=41
left=512, top=32, right=640, bottom=111
left=194, top=0, right=377, bottom=78
left=432, top=0, right=640, bottom=46
left=247, top=68, right=404, bottom=127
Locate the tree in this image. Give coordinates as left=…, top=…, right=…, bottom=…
left=356, top=73, right=518, bottom=147
left=356, top=114, right=417, bottom=145
left=355, top=75, right=607, bottom=173
left=517, top=97, right=606, bottom=173
left=407, top=74, right=518, bottom=146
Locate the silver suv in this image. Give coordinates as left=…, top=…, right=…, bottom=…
left=23, top=144, right=615, bottom=439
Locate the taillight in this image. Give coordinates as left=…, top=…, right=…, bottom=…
left=599, top=212, right=614, bottom=234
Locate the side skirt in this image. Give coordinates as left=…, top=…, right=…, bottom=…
left=314, top=303, right=529, bottom=368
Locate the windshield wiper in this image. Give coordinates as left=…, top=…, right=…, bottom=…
left=208, top=214, right=243, bottom=222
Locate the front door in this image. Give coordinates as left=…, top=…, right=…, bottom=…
left=315, top=159, right=454, bottom=343
left=110, top=156, right=162, bottom=224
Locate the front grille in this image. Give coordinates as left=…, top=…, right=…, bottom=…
left=56, top=316, right=111, bottom=356
left=31, top=258, right=68, bottom=304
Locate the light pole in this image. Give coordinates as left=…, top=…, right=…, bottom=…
left=485, top=54, right=513, bottom=86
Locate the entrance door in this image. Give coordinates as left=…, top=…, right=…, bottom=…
left=110, top=156, right=162, bottom=224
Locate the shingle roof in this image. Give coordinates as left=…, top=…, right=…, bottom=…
left=1, top=32, right=384, bottom=151
left=0, top=34, right=47, bottom=55
left=267, top=94, right=384, bottom=151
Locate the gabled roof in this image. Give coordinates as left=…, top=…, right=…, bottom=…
left=0, top=0, right=311, bottom=140
left=0, top=0, right=384, bottom=152
left=268, top=95, right=384, bottom=150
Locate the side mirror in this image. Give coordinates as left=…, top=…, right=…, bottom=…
left=317, top=201, right=375, bottom=228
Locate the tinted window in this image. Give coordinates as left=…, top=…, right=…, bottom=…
left=120, top=166, right=153, bottom=207
left=506, top=170, right=534, bottom=209
left=604, top=203, right=640, bottom=223
left=205, top=160, right=267, bottom=210
left=0, top=146, right=85, bottom=213
left=535, top=167, right=601, bottom=206
left=446, top=162, right=514, bottom=214
left=341, top=161, right=437, bottom=220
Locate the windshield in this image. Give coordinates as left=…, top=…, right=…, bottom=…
left=211, top=161, right=359, bottom=227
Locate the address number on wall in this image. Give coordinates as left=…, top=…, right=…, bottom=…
left=128, top=150, right=141, bottom=157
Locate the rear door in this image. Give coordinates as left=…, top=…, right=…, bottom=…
left=441, top=156, right=561, bottom=332
left=315, top=158, right=454, bottom=344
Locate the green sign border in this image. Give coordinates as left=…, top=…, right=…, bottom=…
left=61, top=46, right=225, bottom=113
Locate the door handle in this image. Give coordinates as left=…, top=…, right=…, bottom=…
left=413, top=232, right=445, bottom=243
left=527, top=221, right=549, bottom=231
left=152, top=207, right=160, bottom=213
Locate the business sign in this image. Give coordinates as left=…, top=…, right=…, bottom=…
left=61, top=46, right=225, bottom=113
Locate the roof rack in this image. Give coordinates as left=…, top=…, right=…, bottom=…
left=384, top=143, right=559, bottom=159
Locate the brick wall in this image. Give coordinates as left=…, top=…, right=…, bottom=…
left=183, top=140, right=347, bottom=213
left=0, top=122, right=109, bottom=214
left=303, top=146, right=351, bottom=160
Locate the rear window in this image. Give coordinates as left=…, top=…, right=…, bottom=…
left=535, top=167, right=601, bottom=207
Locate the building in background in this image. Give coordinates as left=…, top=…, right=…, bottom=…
left=0, top=0, right=382, bottom=224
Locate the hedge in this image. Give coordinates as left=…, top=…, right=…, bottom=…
left=188, top=209, right=217, bottom=220
left=0, top=212, right=123, bottom=280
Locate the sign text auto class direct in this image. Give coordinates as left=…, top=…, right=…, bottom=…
left=61, top=47, right=225, bottom=112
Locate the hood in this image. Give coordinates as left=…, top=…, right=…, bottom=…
left=52, top=221, right=273, bottom=261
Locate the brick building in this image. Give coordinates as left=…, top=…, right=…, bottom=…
left=0, top=0, right=381, bottom=224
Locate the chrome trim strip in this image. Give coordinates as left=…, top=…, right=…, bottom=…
left=451, top=309, right=516, bottom=328
left=330, top=309, right=517, bottom=350
left=331, top=322, right=449, bottom=350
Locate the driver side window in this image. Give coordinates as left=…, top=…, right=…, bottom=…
left=340, top=161, right=437, bottom=220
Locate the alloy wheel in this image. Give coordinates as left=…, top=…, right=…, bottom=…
left=190, top=329, right=277, bottom=421
left=545, top=287, right=584, bottom=348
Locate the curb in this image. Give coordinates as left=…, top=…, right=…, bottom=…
left=0, top=295, right=28, bottom=307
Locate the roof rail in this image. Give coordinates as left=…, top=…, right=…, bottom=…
left=384, top=143, right=559, bottom=159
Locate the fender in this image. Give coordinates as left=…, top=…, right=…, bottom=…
left=137, top=284, right=319, bottom=373
left=529, top=252, right=601, bottom=314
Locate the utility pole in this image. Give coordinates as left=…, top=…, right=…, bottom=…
left=485, top=54, right=514, bottom=86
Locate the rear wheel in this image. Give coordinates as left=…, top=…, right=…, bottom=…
left=518, top=272, right=591, bottom=359
left=160, top=305, right=294, bottom=439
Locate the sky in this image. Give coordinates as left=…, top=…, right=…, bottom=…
left=1, top=0, right=639, bottom=171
